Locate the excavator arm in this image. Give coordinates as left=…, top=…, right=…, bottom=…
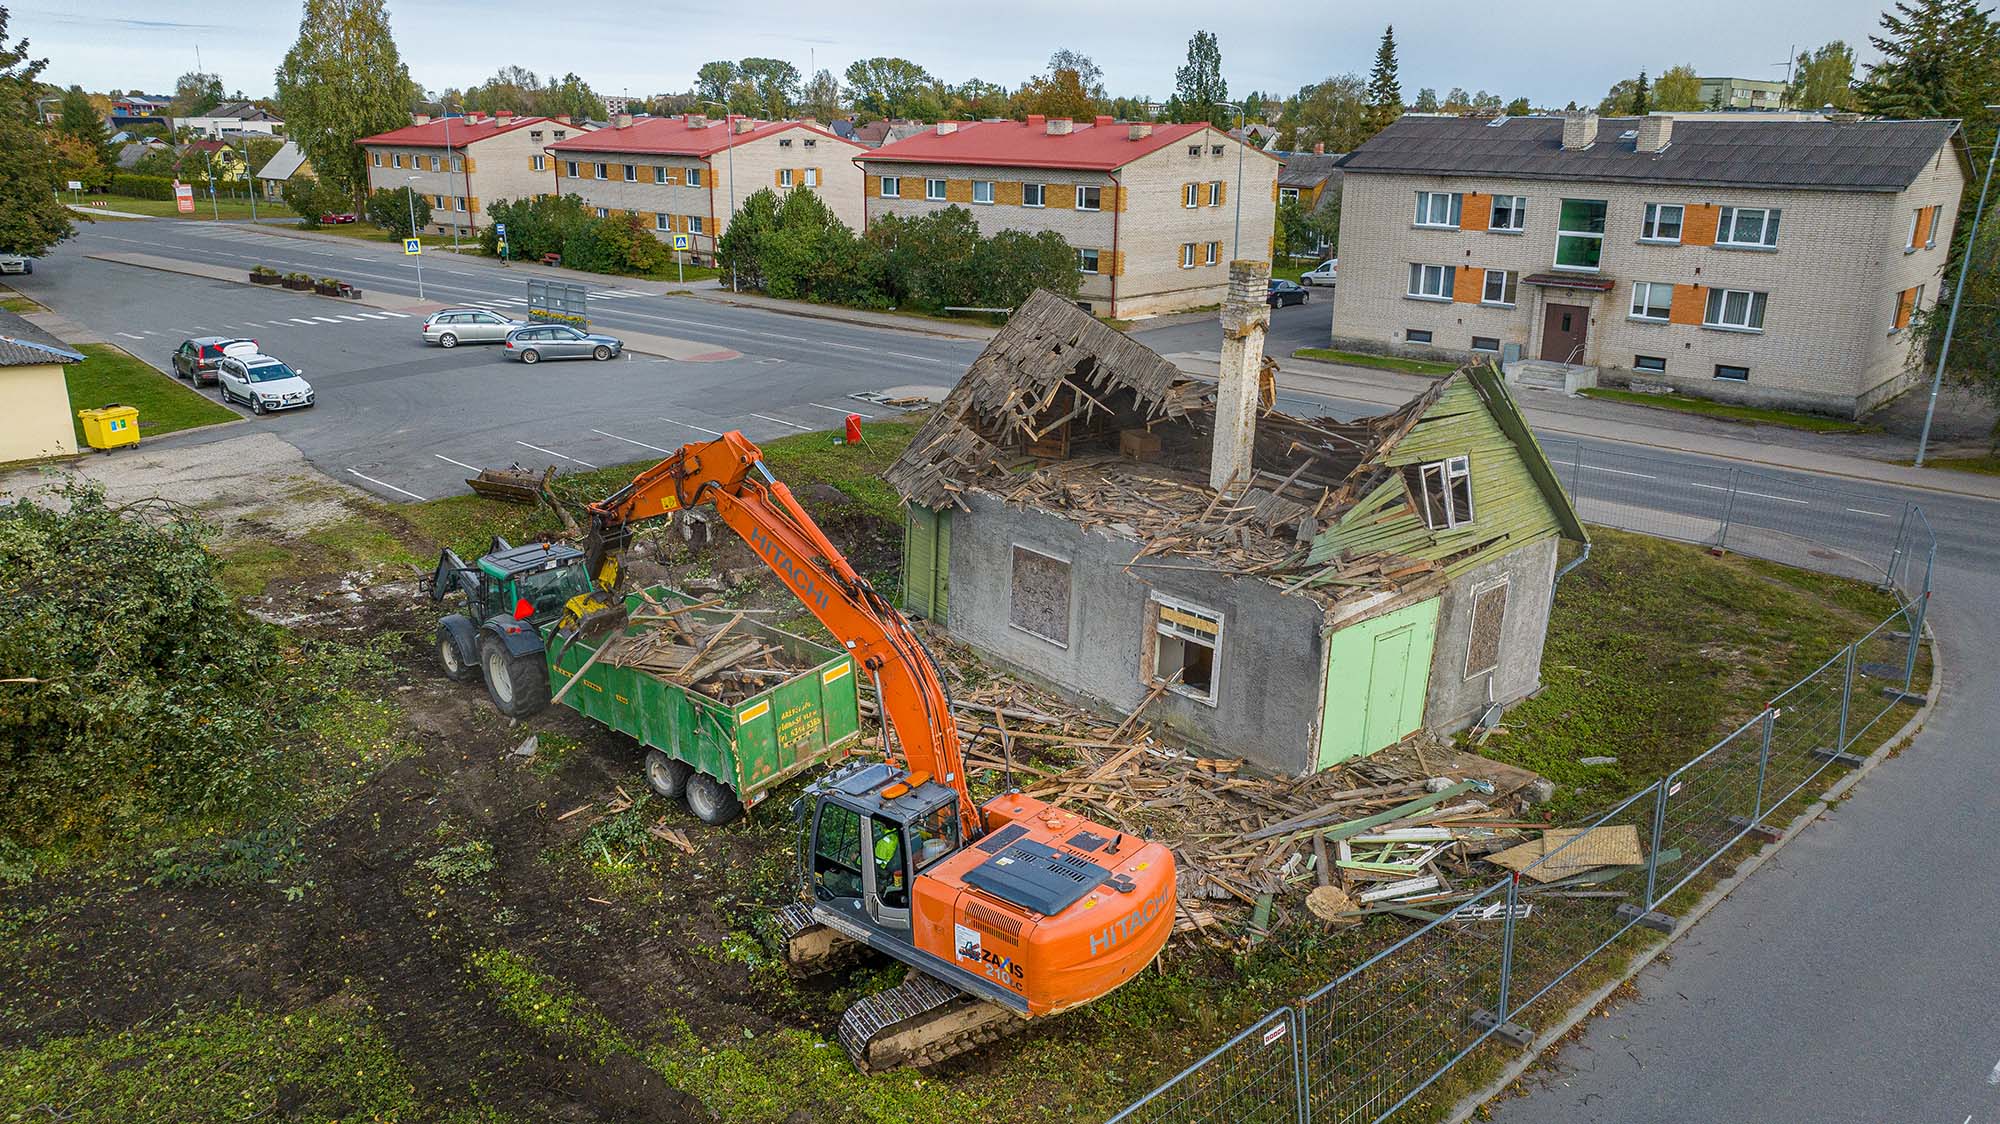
left=581, top=433, right=980, bottom=840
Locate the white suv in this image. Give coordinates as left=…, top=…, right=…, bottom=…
left=217, top=354, right=316, bottom=415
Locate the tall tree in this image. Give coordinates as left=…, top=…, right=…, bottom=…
left=1167, top=30, right=1228, bottom=126
left=172, top=70, right=224, bottom=116
left=1364, top=25, right=1402, bottom=134
left=56, top=85, right=114, bottom=176
left=274, top=0, right=418, bottom=201
left=1412, top=87, right=1439, bottom=112
left=1045, top=49, right=1104, bottom=99
left=1503, top=96, right=1531, bottom=115
left=541, top=72, right=604, bottom=121
left=1629, top=70, right=1650, bottom=115
left=801, top=68, right=842, bottom=120
left=843, top=57, right=934, bottom=119
left=0, top=7, right=74, bottom=256
left=1280, top=73, right=1370, bottom=153
left=1017, top=61, right=1096, bottom=120
left=1597, top=77, right=1637, bottom=115
left=693, top=61, right=737, bottom=105
left=1859, top=0, right=2000, bottom=122
left=1653, top=64, right=1703, bottom=110
left=737, top=57, right=801, bottom=118
left=1788, top=41, right=1857, bottom=109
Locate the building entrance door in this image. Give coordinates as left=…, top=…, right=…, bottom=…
left=1540, top=303, right=1589, bottom=362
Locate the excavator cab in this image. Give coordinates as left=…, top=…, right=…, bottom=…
left=801, top=763, right=962, bottom=934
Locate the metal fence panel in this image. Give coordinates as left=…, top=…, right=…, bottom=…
left=1547, top=441, right=1738, bottom=549
left=1106, top=1007, right=1303, bottom=1124
left=1759, top=647, right=1852, bottom=811
left=1647, top=711, right=1769, bottom=903
left=1297, top=880, right=1512, bottom=1124
left=1718, top=467, right=1906, bottom=584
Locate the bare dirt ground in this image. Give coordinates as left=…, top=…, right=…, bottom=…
left=2, top=431, right=357, bottom=534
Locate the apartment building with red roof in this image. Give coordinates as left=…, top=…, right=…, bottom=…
left=358, top=113, right=594, bottom=237
left=860, top=115, right=1281, bottom=317
left=545, top=114, right=867, bottom=261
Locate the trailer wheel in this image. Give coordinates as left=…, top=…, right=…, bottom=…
left=480, top=634, right=549, bottom=718
left=437, top=624, right=477, bottom=682
left=644, top=750, right=693, bottom=799
left=685, top=772, right=743, bottom=826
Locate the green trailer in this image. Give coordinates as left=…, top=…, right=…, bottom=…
left=541, top=586, right=863, bottom=824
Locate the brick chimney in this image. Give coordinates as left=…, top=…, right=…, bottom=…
left=733, top=117, right=755, bottom=134
left=1634, top=114, right=1672, bottom=153
left=1561, top=112, right=1598, bottom=151
left=935, top=121, right=958, bottom=135
left=1313, top=142, right=1324, bottom=155
left=1211, top=260, right=1273, bottom=494
left=1025, top=114, right=1045, bottom=131
left=494, top=110, right=513, bottom=126
left=412, top=114, right=431, bottom=126
left=686, top=114, right=707, bottom=129
left=1045, top=117, right=1073, bottom=135
left=613, top=112, right=633, bottom=129
left=1094, top=114, right=1114, bottom=127
left=1127, top=123, right=1152, bottom=140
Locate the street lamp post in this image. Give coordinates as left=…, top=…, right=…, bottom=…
left=1215, top=101, right=1246, bottom=264
left=406, top=174, right=424, bottom=299
left=207, top=163, right=220, bottom=221
left=1915, top=106, right=2000, bottom=468
left=701, top=99, right=738, bottom=291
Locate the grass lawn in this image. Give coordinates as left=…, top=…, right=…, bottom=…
left=1, top=294, right=44, bottom=313
left=65, top=344, right=237, bottom=447
left=296, top=220, right=399, bottom=242
left=91, top=193, right=296, bottom=221
left=1293, top=346, right=1458, bottom=376
left=1902, top=452, right=2000, bottom=475
left=1579, top=386, right=1872, bottom=434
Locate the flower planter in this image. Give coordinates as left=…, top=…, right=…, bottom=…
left=282, top=278, right=312, bottom=290
left=249, top=272, right=280, bottom=285
left=313, top=283, right=342, bottom=296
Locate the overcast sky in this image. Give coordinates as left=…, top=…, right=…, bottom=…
left=15, top=0, right=1892, bottom=109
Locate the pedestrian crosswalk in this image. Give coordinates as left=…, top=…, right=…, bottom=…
left=459, top=287, right=655, bottom=312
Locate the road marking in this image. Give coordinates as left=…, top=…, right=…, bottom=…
left=659, top=416, right=725, bottom=438
left=1736, top=488, right=1811, bottom=505
left=336, top=315, right=366, bottom=322
left=749, top=412, right=812, bottom=432
left=882, top=351, right=951, bottom=365
left=115, top=331, right=145, bottom=340
left=1987, top=1057, right=2000, bottom=1085
left=310, top=316, right=343, bottom=324
left=1578, top=464, right=1657, bottom=480
left=346, top=468, right=425, bottom=501
left=817, top=340, right=869, bottom=351
left=433, top=454, right=483, bottom=472
left=591, top=428, right=677, bottom=454
left=358, top=312, right=391, bottom=320
left=1688, top=481, right=1730, bottom=492
left=516, top=441, right=596, bottom=468
left=1846, top=507, right=1893, bottom=518
left=809, top=402, right=874, bottom=418
left=288, top=318, right=317, bottom=325
left=378, top=311, right=411, bottom=318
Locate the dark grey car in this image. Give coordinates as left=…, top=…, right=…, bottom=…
left=423, top=308, right=524, bottom=347
left=501, top=324, right=624, bottom=364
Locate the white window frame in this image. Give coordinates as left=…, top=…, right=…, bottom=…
left=453, top=196, right=466, bottom=213
left=532, top=154, right=545, bottom=172
left=1183, top=182, right=1198, bottom=208
left=1470, top=335, right=1501, bottom=353
left=1023, top=182, right=1045, bottom=207
left=1414, top=190, right=1462, bottom=229
left=655, top=213, right=671, bottom=231
left=1703, top=287, right=1769, bottom=332
left=1717, top=205, right=1780, bottom=248
left=654, top=166, right=668, bottom=184
left=1407, top=262, right=1452, bottom=300
left=1076, top=185, right=1101, bottom=211
left=880, top=174, right=899, bottom=197
left=1630, top=281, right=1674, bottom=321
left=688, top=215, right=704, bottom=234
left=1641, top=203, right=1683, bottom=243
left=1416, top=455, right=1475, bottom=530
left=779, top=168, right=794, bottom=188
left=1279, top=186, right=1300, bottom=204
left=1077, top=247, right=1100, bottom=274
left=805, top=168, right=819, bottom=188
left=594, top=162, right=608, bottom=180
left=1489, top=194, right=1527, bottom=232
left=1554, top=198, right=1608, bottom=272
left=429, top=155, right=440, bottom=172
left=593, top=206, right=607, bottom=218
left=623, top=163, right=637, bottom=182
left=1481, top=269, right=1517, bottom=307
left=553, top=129, right=566, bottom=140
left=1180, top=243, right=1197, bottom=269
left=392, top=153, right=403, bottom=168
left=1207, top=180, right=1223, bottom=207
left=564, top=160, right=578, bottom=179
left=1204, top=241, right=1219, bottom=265
left=1405, top=328, right=1434, bottom=344
left=1633, top=354, right=1668, bottom=373
left=925, top=177, right=946, bottom=201
left=686, top=167, right=702, bottom=187
left=1714, top=364, right=1750, bottom=382
left=1149, top=592, right=1223, bottom=706
left=971, top=179, right=993, bottom=204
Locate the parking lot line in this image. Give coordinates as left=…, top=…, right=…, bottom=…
left=658, top=416, right=725, bottom=438
left=591, top=428, right=677, bottom=454
left=516, top=441, right=595, bottom=468
left=433, top=454, right=483, bottom=472
left=115, top=331, right=145, bottom=340
left=809, top=402, right=874, bottom=419
left=749, top=412, right=812, bottom=432
left=346, top=467, right=425, bottom=501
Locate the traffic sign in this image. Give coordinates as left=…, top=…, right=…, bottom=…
left=494, top=222, right=508, bottom=237
left=173, top=182, right=194, bottom=213
left=404, top=238, right=422, bottom=255
left=66, top=180, right=82, bottom=191
left=672, top=234, right=690, bottom=250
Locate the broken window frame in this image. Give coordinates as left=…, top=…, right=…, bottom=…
left=1463, top=576, right=1510, bottom=679
left=1148, top=593, right=1223, bottom=706
left=1413, top=454, right=1474, bottom=530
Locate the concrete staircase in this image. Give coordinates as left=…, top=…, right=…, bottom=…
left=1505, top=359, right=1598, bottom=395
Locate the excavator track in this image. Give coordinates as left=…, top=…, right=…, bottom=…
left=776, top=902, right=875, bottom=976
left=836, top=970, right=1026, bottom=1073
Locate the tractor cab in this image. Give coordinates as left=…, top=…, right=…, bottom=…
left=475, top=541, right=595, bottom=624
left=801, top=761, right=964, bottom=934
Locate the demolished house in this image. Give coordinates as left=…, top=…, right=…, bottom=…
left=887, top=280, right=1587, bottom=775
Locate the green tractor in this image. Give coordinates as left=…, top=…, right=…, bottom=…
left=426, top=537, right=597, bottom=718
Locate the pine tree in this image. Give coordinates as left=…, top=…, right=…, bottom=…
left=275, top=0, right=418, bottom=202
left=1364, top=25, right=1402, bottom=136
left=1169, top=30, right=1227, bottom=127
left=1858, top=0, right=2000, bottom=121
left=56, top=85, right=115, bottom=182
left=1629, top=71, right=1650, bottom=115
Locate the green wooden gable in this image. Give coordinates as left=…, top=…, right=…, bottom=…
left=1305, top=364, right=1585, bottom=586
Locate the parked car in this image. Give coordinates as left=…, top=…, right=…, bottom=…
left=1267, top=279, right=1311, bottom=308
left=1299, top=259, right=1338, bottom=287
left=171, top=336, right=260, bottom=386
left=502, top=324, right=624, bottom=364
left=319, top=212, right=358, bottom=225
left=423, top=308, right=526, bottom=348
left=0, top=254, right=32, bottom=275
left=216, top=353, right=315, bottom=414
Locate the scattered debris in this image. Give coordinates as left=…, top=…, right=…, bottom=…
left=574, top=592, right=819, bottom=705
left=511, top=735, right=539, bottom=758
left=1578, top=755, right=1619, bottom=766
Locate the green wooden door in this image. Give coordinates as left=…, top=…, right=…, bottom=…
left=902, top=506, right=949, bottom=622
left=1316, top=597, right=1440, bottom=769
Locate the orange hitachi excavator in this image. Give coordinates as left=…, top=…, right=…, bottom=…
left=574, top=432, right=1177, bottom=1070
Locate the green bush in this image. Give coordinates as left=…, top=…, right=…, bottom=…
left=0, top=482, right=285, bottom=845
left=479, top=193, right=596, bottom=262
left=365, top=186, right=432, bottom=239
left=281, top=176, right=348, bottom=228
left=107, top=173, right=177, bottom=201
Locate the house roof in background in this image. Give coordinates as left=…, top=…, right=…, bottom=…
left=257, top=141, right=309, bottom=181
left=1338, top=115, right=1962, bottom=192
left=864, top=118, right=1243, bottom=172
left=1277, top=151, right=1344, bottom=189
left=192, top=100, right=281, bottom=121
left=0, top=309, right=85, bottom=366
left=544, top=117, right=858, bottom=158
left=356, top=115, right=560, bottom=148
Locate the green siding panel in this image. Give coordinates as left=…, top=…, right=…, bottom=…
left=1316, top=597, right=1441, bottom=769
left=904, top=506, right=936, bottom=619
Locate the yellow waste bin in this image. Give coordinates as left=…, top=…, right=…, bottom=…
left=78, top=405, right=141, bottom=451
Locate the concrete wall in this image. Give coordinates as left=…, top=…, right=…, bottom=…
left=944, top=491, right=1327, bottom=774
left=0, top=364, right=77, bottom=460
left=1330, top=158, right=1964, bottom=416
left=1420, top=537, right=1560, bottom=734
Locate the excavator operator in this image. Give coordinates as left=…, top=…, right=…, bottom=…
left=873, top=823, right=908, bottom=908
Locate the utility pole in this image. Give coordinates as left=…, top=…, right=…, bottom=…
left=1915, top=107, right=2000, bottom=468
left=701, top=99, right=737, bottom=290
left=406, top=175, right=424, bottom=299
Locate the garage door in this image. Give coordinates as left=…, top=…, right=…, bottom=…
left=1315, top=597, right=1440, bottom=769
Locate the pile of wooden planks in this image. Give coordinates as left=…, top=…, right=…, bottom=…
left=588, top=595, right=814, bottom=705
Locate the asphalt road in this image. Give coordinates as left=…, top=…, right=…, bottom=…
left=21, top=219, right=2000, bottom=1124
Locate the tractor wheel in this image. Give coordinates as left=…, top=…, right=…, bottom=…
left=480, top=634, right=549, bottom=718
left=643, top=749, right=693, bottom=800
left=437, top=624, right=477, bottom=682
left=685, top=772, right=743, bottom=826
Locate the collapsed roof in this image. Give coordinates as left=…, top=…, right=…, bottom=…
left=887, top=291, right=1583, bottom=605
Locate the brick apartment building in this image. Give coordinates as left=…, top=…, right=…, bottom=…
left=359, top=113, right=593, bottom=237
left=1331, top=113, right=1964, bottom=416
left=544, top=114, right=867, bottom=261
left=859, top=116, right=1280, bottom=318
